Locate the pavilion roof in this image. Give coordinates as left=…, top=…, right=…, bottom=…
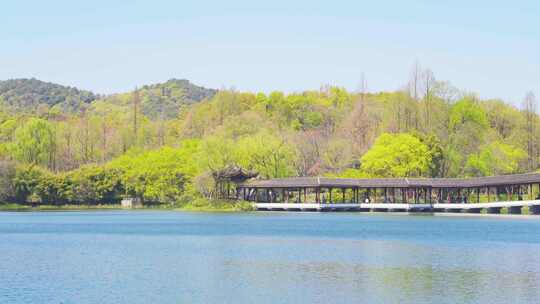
left=239, top=173, right=540, bottom=189
left=213, top=165, right=258, bottom=183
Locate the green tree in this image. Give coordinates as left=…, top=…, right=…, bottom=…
left=360, top=133, right=431, bottom=177
left=465, top=141, right=527, bottom=176
left=13, top=118, right=56, bottom=169
left=446, top=97, right=489, bottom=176
left=12, top=165, right=44, bottom=203
left=198, top=136, right=236, bottom=173
left=34, top=172, right=70, bottom=205
left=110, top=142, right=200, bottom=203
left=415, top=133, right=444, bottom=177
left=0, top=119, right=17, bottom=142
left=67, top=165, right=123, bottom=204
left=235, top=131, right=297, bottom=178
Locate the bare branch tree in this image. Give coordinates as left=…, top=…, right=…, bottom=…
left=409, top=61, right=421, bottom=102
left=523, top=91, right=537, bottom=170
left=132, top=87, right=140, bottom=146
left=422, top=69, right=436, bottom=132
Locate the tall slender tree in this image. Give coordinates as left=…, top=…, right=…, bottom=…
left=422, top=69, right=435, bottom=132
left=132, top=87, right=141, bottom=147
left=523, top=91, right=537, bottom=170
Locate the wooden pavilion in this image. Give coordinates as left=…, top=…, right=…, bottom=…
left=235, top=173, right=540, bottom=205
left=213, top=165, right=258, bottom=199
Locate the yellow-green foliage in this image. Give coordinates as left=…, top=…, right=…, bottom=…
left=198, top=131, right=297, bottom=179
left=359, top=133, right=431, bottom=177
left=180, top=198, right=253, bottom=212
left=12, top=118, right=55, bottom=167
left=0, top=77, right=539, bottom=205
left=465, top=141, right=527, bottom=176
left=109, top=141, right=201, bottom=203
left=234, top=131, right=297, bottom=178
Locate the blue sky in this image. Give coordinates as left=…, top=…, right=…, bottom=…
left=1, top=0, right=538, bottom=104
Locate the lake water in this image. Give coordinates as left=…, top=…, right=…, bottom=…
left=1, top=211, right=540, bottom=304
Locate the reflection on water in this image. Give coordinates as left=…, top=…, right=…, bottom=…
left=1, top=211, right=540, bottom=304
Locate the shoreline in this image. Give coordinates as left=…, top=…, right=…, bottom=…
left=1, top=203, right=539, bottom=218
left=0, top=202, right=249, bottom=213
left=252, top=210, right=540, bottom=218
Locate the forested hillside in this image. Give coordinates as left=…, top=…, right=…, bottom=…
left=0, top=66, right=538, bottom=206
left=108, top=78, right=218, bottom=119
left=0, top=78, right=98, bottom=113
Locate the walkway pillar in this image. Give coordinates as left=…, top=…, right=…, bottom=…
left=467, top=208, right=481, bottom=214
left=402, top=188, right=407, bottom=203
left=508, top=206, right=522, bottom=214
left=530, top=205, right=540, bottom=215
left=487, top=207, right=502, bottom=214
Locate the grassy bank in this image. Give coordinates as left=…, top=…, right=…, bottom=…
left=0, top=203, right=123, bottom=211
left=0, top=199, right=254, bottom=212
left=175, top=199, right=254, bottom=212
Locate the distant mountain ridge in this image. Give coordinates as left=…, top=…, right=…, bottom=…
left=0, top=78, right=98, bottom=113
left=137, top=79, right=218, bottom=119
left=0, top=78, right=217, bottom=116
left=141, top=79, right=217, bottom=105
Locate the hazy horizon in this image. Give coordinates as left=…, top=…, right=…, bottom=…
left=1, top=0, right=538, bottom=105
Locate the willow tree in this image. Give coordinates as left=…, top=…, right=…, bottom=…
left=13, top=118, right=56, bottom=169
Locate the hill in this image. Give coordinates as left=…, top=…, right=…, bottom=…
left=0, top=78, right=98, bottom=113
left=141, top=79, right=217, bottom=105
left=137, top=79, right=218, bottom=119
left=0, top=78, right=218, bottom=119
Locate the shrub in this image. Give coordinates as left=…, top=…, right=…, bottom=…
left=67, top=165, right=124, bottom=204
left=12, top=165, right=44, bottom=203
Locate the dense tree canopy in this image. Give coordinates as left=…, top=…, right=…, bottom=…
left=0, top=68, right=539, bottom=205
left=0, top=78, right=97, bottom=113
left=465, top=141, right=527, bottom=177
left=358, top=133, right=431, bottom=177
left=12, top=118, right=56, bottom=168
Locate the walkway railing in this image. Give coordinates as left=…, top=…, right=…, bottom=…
left=252, top=200, right=540, bottom=214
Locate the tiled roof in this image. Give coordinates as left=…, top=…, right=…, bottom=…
left=239, top=173, right=540, bottom=188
